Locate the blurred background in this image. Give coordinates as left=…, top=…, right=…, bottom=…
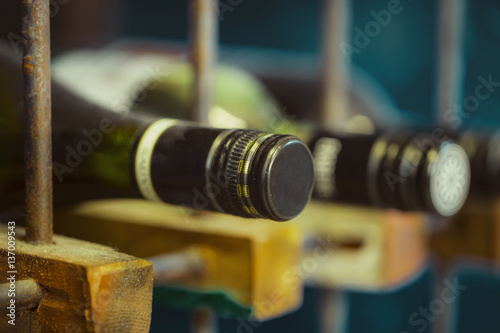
left=2, top=0, right=500, bottom=332
left=2, top=0, right=500, bottom=126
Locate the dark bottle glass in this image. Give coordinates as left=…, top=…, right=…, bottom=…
left=309, top=131, right=470, bottom=217
left=458, top=130, right=500, bottom=201
left=0, top=42, right=315, bottom=221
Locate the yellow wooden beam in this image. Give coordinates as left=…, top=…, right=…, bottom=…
left=0, top=225, right=153, bottom=332
left=52, top=199, right=303, bottom=320
left=430, top=199, right=500, bottom=264
left=293, top=201, right=428, bottom=289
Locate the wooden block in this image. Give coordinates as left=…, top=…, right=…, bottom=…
left=0, top=225, right=153, bottom=333
left=292, top=201, right=428, bottom=289
left=430, top=199, right=500, bottom=264
left=52, top=199, right=303, bottom=320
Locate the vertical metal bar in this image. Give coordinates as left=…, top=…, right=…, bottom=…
left=22, top=0, right=53, bottom=244
left=190, top=0, right=218, bottom=124
left=191, top=308, right=217, bottom=333
left=320, top=0, right=352, bottom=133
left=436, top=0, right=466, bottom=131
left=189, top=1, right=218, bottom=330
left=319, top=0, right=351, bottom=329
left=319, top=289, right=346, bottom=333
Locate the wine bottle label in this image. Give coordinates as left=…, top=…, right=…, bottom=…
left=313, top=137, right=342, bottom=199
left=135, top=119, right=177, bottom=201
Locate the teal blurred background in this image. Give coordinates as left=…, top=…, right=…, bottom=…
left=119, top=0, right=500, bottom=128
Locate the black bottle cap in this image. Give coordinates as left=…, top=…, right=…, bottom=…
left=374, top=133, right=470, bottom=216
left=256, top=135, right=316, bottom=221
left=209, top=130, right=315, bottom=221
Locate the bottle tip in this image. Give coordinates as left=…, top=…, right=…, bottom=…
left=213, top=130, right=314, bottom=221
left=429, top=142, right=470, bottom=216
left=260, top=137, right=315, bottom=221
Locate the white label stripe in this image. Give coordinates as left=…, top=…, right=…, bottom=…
left=135, top=119, right=177, bottom=202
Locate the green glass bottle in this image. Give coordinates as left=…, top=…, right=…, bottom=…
left=52, top=48, right=314, bottom=140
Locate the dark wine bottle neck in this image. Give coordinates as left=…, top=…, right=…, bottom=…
left=310, top=131, right=470, bottom=217
left=129, top=122, right=315, bottom=221
left=130, top=121, right=225, bottom=210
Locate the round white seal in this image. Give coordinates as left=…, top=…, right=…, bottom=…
left=429, top=143, right=470, bottom=217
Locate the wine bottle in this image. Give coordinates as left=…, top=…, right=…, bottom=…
left=309, top=131, right=470, bottom=217
left=0, top=42, right=315, bottom=221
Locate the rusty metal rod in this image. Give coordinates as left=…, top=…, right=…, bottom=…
left=320, top=0, right=352, bottom=133
left=188, top=4, right=219, bottom=331
left=0, top=279, right=44, bottom=311
left=190, top=0, right=218, bottom=124
left=436, top=0, right=466, bottom=131
left=191, top=308, right=217, bottom=333
left=319, top=288, right=345, bottom=333
left=22, top=0, right=53, bottom=244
